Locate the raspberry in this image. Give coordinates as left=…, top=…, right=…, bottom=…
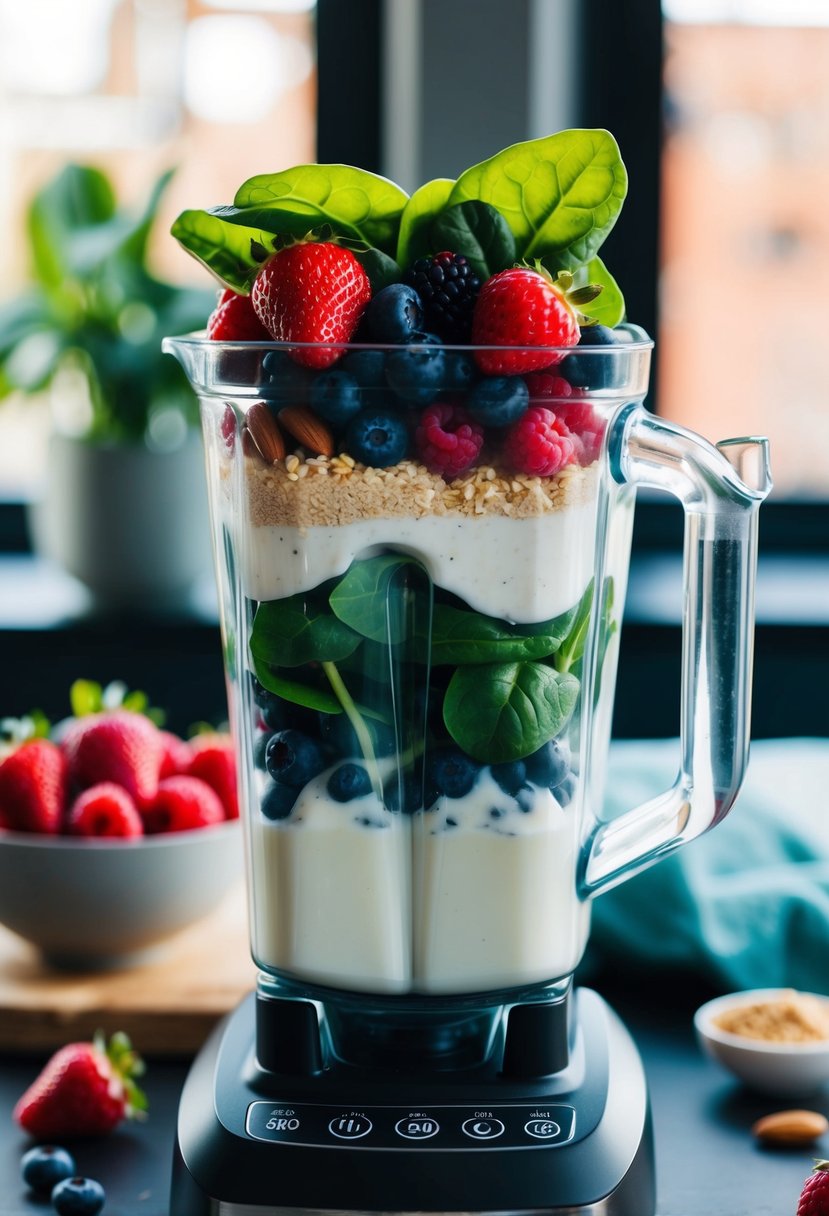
left=219, top=405, right=236, bottom=451
left=503, top=406, right=576, bottom=477
left=524, top=372, right=574, bottom=402
left=415, top=402, right=484, bottom=478
left=403, top=252, right=480, bottom=343
left=555, top=400, right=606, bottom=466
left=67, top=783, right=144, bottom=838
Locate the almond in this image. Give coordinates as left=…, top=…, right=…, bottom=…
left=246, top=402, right=286, bottom=464
left=751, top=1109, right=829, bottom=1145
left=278, top=405, right=334, bottom=457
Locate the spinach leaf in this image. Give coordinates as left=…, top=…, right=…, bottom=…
left=250, top=595, right=361, bottom=668
left=251, top=658, right=343, bottom=714
left=555, top=255, right=625, bottom=327
left=351, top=246, right=402, bottom=292
left=170, top=209, right=268, bottom=292
left=428, top=601, right=579, bottom=665
left=427, top=201, right=516, bottom=281
left=233, top=165, right=409, bottom=257
left=443, top=661, right=579, bottom=763
left=396, top=177, right=454, bottom=267
left=449, top=129, right=627, bottom=270
left=329, top=555, right=420, bottom=643
left=554, top=579, right=595, bottom=673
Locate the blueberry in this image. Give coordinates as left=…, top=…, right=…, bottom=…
left=328, top=763, right=373, bottom=802
left=466, top=376, right=529, bottom=427
left=427, top=748, right=480, bottom=799
left=254, top=731, right=272, bottom=770
left=442, top=350, right=476, bottom=393
left=559, top=324, right=623, bottom=390
left=342, top=348, right=388, bottom=389
left=319, top=713, right=396, bottom=759
left=555, top=773, right=577, bottom=808
left=261, top=350, right=314, bottom=405
left=364, top=283, right=424, bottom=343
left=20, top=1145, right=76, bottom=1196
left=385, top=334, right=446, bottom=405
left=491, top=760, right=527, bottom=796
left=384, top=771, right=424, bottom=814
left=309, top=369, right=362, bottom=426
left=345, top=409, right=410, bottom=466
left=525, top=738, right=571, bottom=789
left=51, top=1177, right=106, bottom=1216
left=265, top=729, right=324, bottom=787
left=261, top=781, right=299, bottom=820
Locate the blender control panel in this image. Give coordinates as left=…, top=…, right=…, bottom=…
left=246, top=1101, right=576, bottom=1150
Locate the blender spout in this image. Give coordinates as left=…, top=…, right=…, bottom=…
left=715, top=436, right=772, bottom=497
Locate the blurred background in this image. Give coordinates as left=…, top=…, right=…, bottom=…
left=0, top=0, right=826, bottom=737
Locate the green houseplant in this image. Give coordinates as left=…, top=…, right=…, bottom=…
left=0, top=163, right=215, bottom=608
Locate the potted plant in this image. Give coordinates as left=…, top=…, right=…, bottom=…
left=0, top=163, right=215, bottom=609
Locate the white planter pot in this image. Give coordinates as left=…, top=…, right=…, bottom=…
left=28, top=432, right=214, bottom=609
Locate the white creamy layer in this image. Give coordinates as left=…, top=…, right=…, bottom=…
left=249, top=767, right=588, bottom=995
left=237, top=504, right=598, bottom=623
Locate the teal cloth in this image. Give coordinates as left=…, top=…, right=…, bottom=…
left=584, top=739, right=829, bottom=993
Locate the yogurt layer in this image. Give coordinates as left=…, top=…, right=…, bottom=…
left=238, top=506, right=598, bottom=623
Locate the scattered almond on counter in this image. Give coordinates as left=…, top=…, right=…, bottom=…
left=751, top=1109, right=829, bottom=1146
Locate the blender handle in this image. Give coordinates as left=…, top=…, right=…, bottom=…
left=579, top=403, right=772, bottom=899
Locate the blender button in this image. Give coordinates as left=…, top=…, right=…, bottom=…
left=524, top=1118, right=561, bottom=1140
left=328, top=1114, right=373, bottom=1139
left=461, top=1118, right=505, bottom=1140
left=394, top=1117, right=440, bottom=1140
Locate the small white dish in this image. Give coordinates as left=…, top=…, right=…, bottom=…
left=694, top=988, right=829, bottom=1097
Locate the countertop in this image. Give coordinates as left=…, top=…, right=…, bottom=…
left=0, top=979, right=823, bottom=1216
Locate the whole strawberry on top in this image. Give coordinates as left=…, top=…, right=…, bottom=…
left=471, top=267, right=593, bottom=375
left=13, top=1031, right=147, bottom=1140
left=251, top=241, right=371, bottom=368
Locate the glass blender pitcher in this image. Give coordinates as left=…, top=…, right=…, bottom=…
left=164, top=331, right=770, bottom=1216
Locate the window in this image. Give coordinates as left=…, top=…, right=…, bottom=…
left=0, top=0, right=317, bottom=496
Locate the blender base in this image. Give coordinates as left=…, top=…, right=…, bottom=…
left=171, top=987, right=655, bottom=1216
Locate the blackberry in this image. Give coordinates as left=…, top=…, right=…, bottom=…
left=403, top=252, right=480, bottom=344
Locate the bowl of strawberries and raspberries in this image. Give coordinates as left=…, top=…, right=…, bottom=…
left=0, top=681, right=242, bottom=968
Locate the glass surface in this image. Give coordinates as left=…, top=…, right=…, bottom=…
left=165, top=332, right=768, bottom=1000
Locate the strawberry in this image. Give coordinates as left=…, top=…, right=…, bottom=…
left=207, top=287, right=271, bottom=341
left=13, top=1031, right=147, bottom=1140
left=186, top=733, right=238, bottom=819
left=158, top=730, right=194, bottom=779
left=250, top=241, right=371, bottom=369
left=0, top=739, right=66, bottom=834
left=142, top=775, right=225, bottom=834
left=65, top=710, right=163, bottom=809
left=67, top=783, right=144, bottom=838
left=471, top=267, right=580, bottom=375
left=798, top=1160, right=829, bottom=1215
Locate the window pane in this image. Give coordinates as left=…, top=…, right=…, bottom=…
left=660, top=5, right=829, bottom=496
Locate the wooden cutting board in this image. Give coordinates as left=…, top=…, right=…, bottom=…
left=0, top=884, right=255, bottom=1055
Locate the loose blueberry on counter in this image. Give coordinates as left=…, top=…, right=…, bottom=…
left=50, top=1176, right=105, bottom=1216
left=427, top=748, right=481, bottom=799
left=466, top=375, right=529, bottom=427
left=261, top=350, right=314, bottom=405
left=525, top=739, right=571, bottom=790
left=364, top=283, right=424, bottom=343
left=559, top=324, right=623, bottom=390
left=328, top=763, right=373, bottom=802
left=345, top=409, right=410, bottom=466
left=309, top=369, right=362, bottom=427
left=265, top=729, right=325, bottom=787
left=261, top=781, right=299, bottom=820
left=20, top=1145, right=76, bottom=1196
left=385, top=334, right=446, bottom=405
left=491, top=760, right=527, bottom=796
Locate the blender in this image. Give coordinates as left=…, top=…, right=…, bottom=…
left=163, top=331, right=770, bottom=1216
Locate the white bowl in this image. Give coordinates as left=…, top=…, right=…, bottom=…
left=694, top=988, right=829, bottom=1097
left=0, top=821, right=243, bottom=969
